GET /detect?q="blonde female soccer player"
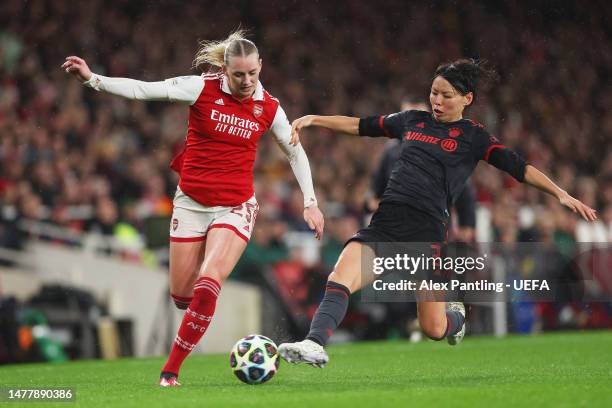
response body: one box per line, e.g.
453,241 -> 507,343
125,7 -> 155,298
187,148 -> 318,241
63,30 -> 324,386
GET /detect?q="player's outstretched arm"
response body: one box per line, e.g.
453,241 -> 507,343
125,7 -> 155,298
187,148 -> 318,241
61,56 -> 202,103
271,107 -> 325,239
290,115 -> 359,145
524,165 -> 597,221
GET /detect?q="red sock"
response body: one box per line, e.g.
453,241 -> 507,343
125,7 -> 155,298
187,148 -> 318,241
171,294 -> 193,310
162,277 -> 220,376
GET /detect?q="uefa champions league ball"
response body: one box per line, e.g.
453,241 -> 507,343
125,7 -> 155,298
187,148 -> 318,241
229,334 -> 280,384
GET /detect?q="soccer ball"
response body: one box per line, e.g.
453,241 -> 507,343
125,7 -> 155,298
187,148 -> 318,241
229,334 -> 280,385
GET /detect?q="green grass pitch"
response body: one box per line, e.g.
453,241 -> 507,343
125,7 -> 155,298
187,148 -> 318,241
1,331 -> 610,408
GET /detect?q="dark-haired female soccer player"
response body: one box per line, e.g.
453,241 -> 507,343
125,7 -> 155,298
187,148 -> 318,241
63,30 -> 324,385
279,59 -> 597,367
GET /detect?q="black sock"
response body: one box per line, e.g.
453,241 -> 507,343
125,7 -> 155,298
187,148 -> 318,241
445,311 -> 465,337
306,281 -> 350,346
160,371 -> 177,379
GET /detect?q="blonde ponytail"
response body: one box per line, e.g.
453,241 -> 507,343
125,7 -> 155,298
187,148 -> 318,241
192,29 -> 259,71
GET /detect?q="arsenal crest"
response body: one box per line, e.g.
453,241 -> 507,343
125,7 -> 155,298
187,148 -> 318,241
253,104 -> 263,118
172,218 -> 179,231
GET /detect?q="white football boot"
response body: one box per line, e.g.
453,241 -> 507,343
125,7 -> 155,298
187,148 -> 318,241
159,373 -> 181,387
446,302 -> 466,346
278,339 -> 329,368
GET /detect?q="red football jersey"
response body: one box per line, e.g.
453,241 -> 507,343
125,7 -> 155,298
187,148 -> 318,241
170,73 -> 279,206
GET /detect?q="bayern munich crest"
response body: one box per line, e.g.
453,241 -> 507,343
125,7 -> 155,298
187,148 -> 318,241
448,127 -> 463,138
253,104 -> 263,118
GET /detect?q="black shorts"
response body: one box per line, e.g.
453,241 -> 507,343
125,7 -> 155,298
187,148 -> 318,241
347,202 -> 447,246
347,202 -> 450,284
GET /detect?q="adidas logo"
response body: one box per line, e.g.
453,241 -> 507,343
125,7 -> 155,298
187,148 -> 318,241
215,98 -> 224,105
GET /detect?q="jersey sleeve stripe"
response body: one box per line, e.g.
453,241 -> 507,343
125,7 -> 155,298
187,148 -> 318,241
379,115 -> 390,137
484,144 -> 507,161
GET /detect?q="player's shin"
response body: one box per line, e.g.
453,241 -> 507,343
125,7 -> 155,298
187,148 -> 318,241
306,281 -> 351,346
161,277 -> 221,377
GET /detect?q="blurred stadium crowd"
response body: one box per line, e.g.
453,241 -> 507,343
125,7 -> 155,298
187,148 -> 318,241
1,0 -> 610,334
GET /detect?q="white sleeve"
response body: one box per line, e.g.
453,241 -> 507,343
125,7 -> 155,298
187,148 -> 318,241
270,105 -> 318,208
83,73 -> 204,105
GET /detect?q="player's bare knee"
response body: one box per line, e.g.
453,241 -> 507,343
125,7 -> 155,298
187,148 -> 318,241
170,280 -> 194,298
199,264 -> 228,283
420,317 -> 447,340
328,271 -> 357,293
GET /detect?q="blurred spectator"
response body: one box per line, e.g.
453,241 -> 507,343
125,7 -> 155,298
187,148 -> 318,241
1,1 -> 609,251
0,0 -> 609,334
